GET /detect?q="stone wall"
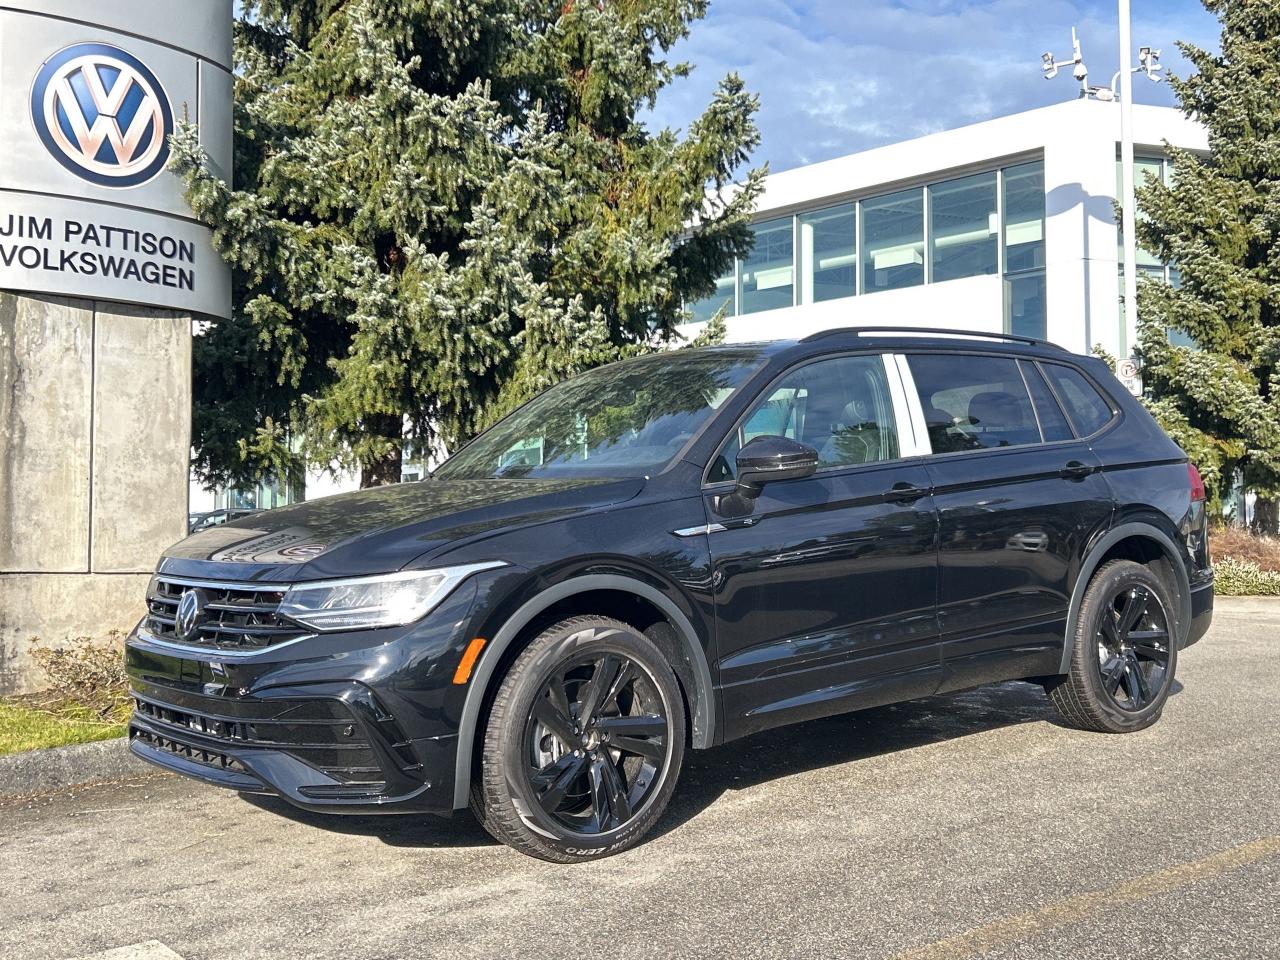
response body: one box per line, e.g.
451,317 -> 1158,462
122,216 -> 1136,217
0,292 -> 190,693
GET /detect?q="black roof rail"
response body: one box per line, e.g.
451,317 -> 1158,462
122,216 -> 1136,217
799,326 -> 1068,351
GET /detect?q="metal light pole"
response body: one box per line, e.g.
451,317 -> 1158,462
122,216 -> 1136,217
1043,12 -> 1161,370
1117,0 -> 1138,359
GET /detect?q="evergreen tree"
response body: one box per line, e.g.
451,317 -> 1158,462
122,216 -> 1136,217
1135,0 -> 1280,531
172,0 -> 762,489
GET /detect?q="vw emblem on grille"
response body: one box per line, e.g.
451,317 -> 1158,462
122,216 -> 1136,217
175,589 -> 207,642
30,42 -> 175,188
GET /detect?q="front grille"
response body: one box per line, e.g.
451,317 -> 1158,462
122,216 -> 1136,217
145,576 -> 307,651
131,693 -> 387,786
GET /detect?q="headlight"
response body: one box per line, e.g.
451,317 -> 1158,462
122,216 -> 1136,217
277,562 -> 505,632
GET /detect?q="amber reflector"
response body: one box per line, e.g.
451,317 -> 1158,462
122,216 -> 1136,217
452,638 -> 488,685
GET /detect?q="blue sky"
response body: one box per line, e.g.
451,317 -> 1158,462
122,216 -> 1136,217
649,0 -> 1220,173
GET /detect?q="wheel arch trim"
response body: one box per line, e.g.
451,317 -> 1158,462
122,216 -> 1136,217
451,574 -> 716,809
1059,521 -> 1191,674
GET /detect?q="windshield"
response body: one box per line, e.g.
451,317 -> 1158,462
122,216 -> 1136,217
434,349 -> 766,480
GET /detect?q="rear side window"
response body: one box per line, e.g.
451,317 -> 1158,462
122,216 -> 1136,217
906,354 -> 1042,452
1041,363 -> 1116,437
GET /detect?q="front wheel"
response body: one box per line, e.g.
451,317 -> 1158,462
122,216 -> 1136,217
472,616 -> 686,862
1047,559 -> 1178,733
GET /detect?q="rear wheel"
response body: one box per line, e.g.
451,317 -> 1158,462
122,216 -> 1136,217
1048,559 -> 1178,733
472,616 -> 685,862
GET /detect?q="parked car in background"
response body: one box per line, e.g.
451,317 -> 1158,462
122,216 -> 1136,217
127,329 -> 1212,862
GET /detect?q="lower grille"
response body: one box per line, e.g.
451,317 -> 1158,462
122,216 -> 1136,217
144,575 -> 307,651
130,726 -> 244,773
131,693 -> 385,786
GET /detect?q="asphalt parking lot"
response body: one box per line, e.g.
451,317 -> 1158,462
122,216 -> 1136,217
2,597 -> 1277,960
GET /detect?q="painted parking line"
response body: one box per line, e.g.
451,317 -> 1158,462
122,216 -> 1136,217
890,833 -> 1280,960
67,942 -> 185,960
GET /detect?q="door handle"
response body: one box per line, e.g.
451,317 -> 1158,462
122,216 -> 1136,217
1060,460 -> 1095,481
883,481 -> 929,503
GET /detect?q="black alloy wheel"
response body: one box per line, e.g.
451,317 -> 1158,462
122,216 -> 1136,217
1094,581 -> 1171,712
524,652 -> 670,834
1048,559 -> 1179,733
473,616 -> 686,862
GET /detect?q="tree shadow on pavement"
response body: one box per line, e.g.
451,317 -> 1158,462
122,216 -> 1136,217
239,677 -> 1150,850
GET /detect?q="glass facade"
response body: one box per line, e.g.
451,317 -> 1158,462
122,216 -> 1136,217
739,217 -> 794,314
929,173 -> 997,283
862,188 -> 924,292
1002,161 -> 1046,339
798,203 -> 856,303
685,159 -> 1047,335
687,264 -> 736,323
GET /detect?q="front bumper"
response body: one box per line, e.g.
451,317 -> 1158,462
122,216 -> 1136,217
123,571 -> 497,815
127,679 -> 456,813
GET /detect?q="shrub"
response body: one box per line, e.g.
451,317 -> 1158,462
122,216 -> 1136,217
1213,557 -> 1280,597
26,631 -> 130,723
1209,524 -> 1280,573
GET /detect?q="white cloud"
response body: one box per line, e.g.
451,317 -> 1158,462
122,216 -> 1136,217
650,0 -> 1220,172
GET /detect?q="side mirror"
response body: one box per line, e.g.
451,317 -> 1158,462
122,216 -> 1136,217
734,435 -> 819,497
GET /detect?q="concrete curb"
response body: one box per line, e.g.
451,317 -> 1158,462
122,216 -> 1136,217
0,735 -> 146,798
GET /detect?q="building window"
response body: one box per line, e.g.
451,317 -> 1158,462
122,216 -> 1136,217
929,172 -> 997,283
798,203 -> 856,303
688,263 -> 736,323
1118,155 -> 1194,347
1005,270 -> 1047,340
740,217 -> 794,314
683,156 -> 1049,326
1002,160 -> 1046,339
862,188 -> 924,293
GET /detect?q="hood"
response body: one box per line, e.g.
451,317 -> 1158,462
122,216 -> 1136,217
160,477 -> 644,582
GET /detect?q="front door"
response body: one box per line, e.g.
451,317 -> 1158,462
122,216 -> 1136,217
703,353 -> 941,741
901,352 -> 1115,692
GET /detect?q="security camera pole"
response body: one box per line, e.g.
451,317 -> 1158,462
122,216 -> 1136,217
1117,0 -> 1137,360
1042,7 -> 1162,370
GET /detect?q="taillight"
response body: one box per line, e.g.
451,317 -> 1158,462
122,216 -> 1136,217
1188,463 -> 1206,503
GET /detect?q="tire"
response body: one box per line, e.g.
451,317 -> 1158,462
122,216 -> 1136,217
471,615 -> 686,862
1047,559 -> 1179,733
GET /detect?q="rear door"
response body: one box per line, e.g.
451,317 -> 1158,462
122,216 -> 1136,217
899,352 -> 1114,692
703,352 -> 941,740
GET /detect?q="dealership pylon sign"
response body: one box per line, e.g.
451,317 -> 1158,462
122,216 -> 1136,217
0,1 -> 231,318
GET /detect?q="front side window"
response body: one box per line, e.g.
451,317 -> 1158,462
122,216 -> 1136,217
1041,363 -> 1116,437
435,349 -> 765,481
709,355 -> 900,482
907,354 -> 1043,453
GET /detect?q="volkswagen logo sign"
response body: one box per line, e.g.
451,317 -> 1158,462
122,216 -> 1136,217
175,588 -> 207,643
30,42 -> 175,189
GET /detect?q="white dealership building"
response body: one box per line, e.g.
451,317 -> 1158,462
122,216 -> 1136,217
195,96 -> 1206,512
686,97 -> 1205,371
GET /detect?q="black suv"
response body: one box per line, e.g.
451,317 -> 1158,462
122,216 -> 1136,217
127,329 -> 1213,861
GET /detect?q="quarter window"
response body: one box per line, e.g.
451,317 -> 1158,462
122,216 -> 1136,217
907,354 -> 1044,452
1021,361 -> 1074,442
1041,363 -> 1116,436
709,355 -> 900,482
